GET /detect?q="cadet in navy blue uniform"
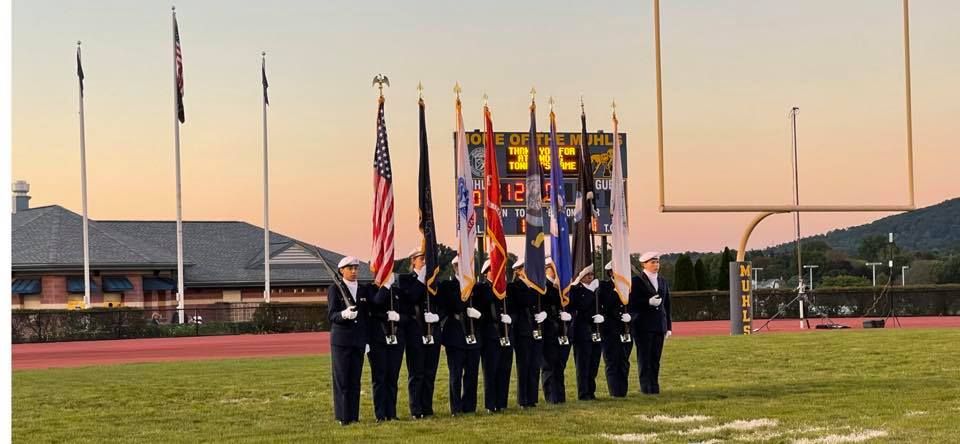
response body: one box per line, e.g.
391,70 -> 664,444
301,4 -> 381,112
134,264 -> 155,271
396,249 -> 442,419
328,256 -> 371,425
438,256 -> 482,415
476,259 -> 513,413
599,261 -> 633,398
540,260 -> 570,404
570,266 -> 603,401
368,268 -> 404,422
510,258 -> 543,409
630,252 -> 673,395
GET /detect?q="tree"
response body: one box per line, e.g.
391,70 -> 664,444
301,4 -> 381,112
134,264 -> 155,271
820,275 -> 871,288
694,258 -> 709,290
938,255 -> 960,284
858,235 -> 895,262
673,254 -> 696,291
715,247 -> 733,291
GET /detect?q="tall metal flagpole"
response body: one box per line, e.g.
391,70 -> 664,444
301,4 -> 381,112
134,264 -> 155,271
172,7 -> 185,323
77,41 -> 92,309
262,52 -> 271,303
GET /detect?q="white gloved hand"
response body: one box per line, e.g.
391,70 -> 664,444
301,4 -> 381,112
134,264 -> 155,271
592,314 -> 605,324
648,295 -> 662,307
559,311 -> 572,322
500,314 -> 513,325
534,311 -> 547,324
424,312 -> 440,323
621,313 -> 632,323
466,307 -> 482,319
341,308 -> 358,320
387,310 -> 400,322
665,330 -> 672,340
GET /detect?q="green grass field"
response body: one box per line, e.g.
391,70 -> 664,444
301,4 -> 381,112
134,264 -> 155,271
13,329 -> 960,443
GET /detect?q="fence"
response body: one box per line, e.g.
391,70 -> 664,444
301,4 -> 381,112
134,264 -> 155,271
12,303 -> 328,344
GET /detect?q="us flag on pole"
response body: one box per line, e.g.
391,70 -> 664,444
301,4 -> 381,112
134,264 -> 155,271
174,13 -> 185,123
370,96 -> 395,288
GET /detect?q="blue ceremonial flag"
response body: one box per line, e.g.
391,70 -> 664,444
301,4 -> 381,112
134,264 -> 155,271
548,104 -> 573,301
521,98 -> 546,295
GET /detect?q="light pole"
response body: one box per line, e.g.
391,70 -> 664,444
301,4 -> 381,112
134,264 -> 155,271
752,267 -> 764,290
901,265 -> 909,286
866,262 -> 883,287
803,264 -> 819,291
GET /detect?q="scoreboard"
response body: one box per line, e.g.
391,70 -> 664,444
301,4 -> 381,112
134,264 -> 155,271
456,130 -> 628,236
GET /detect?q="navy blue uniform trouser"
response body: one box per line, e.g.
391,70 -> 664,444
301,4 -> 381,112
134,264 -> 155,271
635,331 -> 665,393
331,344 -> 364,422
481,336 -> 513,411
573,337 -> 602,400
514,335 -> 542,407
602,335 -> 633,397
541,337 -> 570,404
446,347 -> 480,414
403,323 -> 441,417
368,340 -> 404,420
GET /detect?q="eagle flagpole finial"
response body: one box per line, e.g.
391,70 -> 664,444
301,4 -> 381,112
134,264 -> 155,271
372,74 -> 390,98
453,82 -> 462,100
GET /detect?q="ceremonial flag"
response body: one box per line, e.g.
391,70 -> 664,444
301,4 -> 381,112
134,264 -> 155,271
454,90 -> 477,300
548,104 -> 573,305
76,45 -> 84,97
610,106 -> 631,304
261,55 -> 269,106
483,103 -> 508,299
174,13 -> 185,123
521,98 -> 546,294
571,103 -> 596,282
418,96 -> 440,296
370,96 -> 395,288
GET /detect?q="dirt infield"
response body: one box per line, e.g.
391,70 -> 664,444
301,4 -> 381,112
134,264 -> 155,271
13,316 -> 959,370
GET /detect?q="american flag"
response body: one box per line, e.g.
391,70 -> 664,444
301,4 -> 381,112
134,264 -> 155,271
174,13 -> 185,123
371,97 -> 395,288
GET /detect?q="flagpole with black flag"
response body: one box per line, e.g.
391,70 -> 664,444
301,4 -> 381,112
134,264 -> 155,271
572,96 -> 598,340
262,51 -> 271,303
172,6 -> 186,323
417,82 -> 439,344
76,41 -> 92,309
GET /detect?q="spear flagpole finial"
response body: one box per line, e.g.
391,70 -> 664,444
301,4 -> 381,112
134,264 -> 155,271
580,94 -> 585,114
548,96 -> 555,112
417,81 -> 423,100
482,92 -> 488,107
530,87 -> 536,103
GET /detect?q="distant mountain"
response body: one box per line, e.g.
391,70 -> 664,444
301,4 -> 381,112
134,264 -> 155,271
772,197 -> 960,255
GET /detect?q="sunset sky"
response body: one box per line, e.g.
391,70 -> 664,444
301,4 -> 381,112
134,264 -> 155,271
11,0 -> 959,260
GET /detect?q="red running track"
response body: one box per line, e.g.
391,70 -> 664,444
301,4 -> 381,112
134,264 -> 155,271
13,316 -> 959,370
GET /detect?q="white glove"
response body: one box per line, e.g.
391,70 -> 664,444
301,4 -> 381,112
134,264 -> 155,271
341,308 -> 357,320
559,311 -> 572,322
534,311 -> 547,324
466,307 -> 482,319
592,314 -> 605,324
387,310 -> 400,322
648,295 -> 662,307
621,313 -> 632,323
500,314 -> 513,325
665,330 -> 672,340
424,312 -> 439,323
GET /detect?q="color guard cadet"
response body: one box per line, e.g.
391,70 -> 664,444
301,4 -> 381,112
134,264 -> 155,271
368,264 -> 404,422
397,248 -> 442,419
600,261 -> 633,397
328,256 -> 371,425
570,265 -> 603,401
477,259 -> 513,413
630,252 -> 673,395
540,260 -> 570,404
438,256 -> 482,415
509,258 -> 542,409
